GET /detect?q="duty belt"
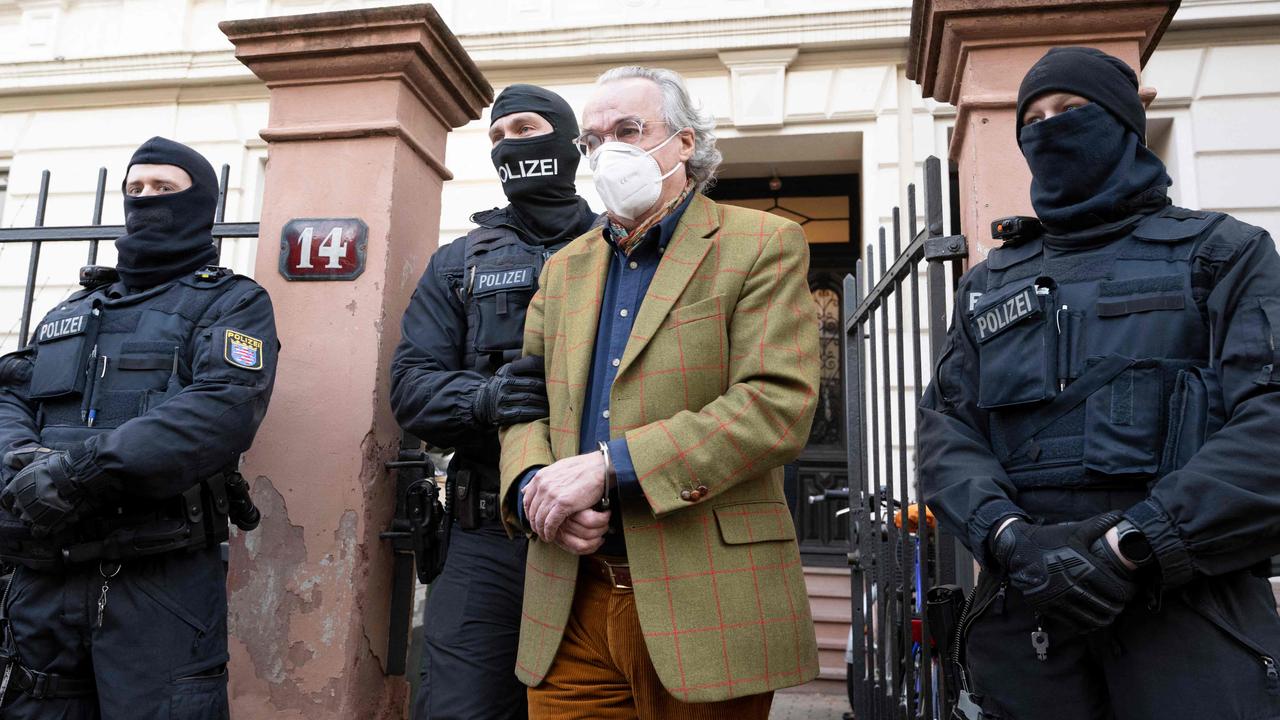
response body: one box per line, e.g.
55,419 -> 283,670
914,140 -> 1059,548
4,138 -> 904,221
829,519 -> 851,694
0,472 -> 257,569
0,661 -> 95,700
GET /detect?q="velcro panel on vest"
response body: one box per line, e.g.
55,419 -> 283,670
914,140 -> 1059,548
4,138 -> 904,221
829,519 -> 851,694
1133,208 -> 1219,242
97,309 -> 142,335
1123,209 -> 1225,261
1096,275 -> 1187,317
89,389 -> 147,429
117,355 -> 173,371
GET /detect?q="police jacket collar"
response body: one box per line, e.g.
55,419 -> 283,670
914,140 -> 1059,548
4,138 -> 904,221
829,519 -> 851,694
1041,212 -> 1147,252
105,266 -> 234,301
470,200 -> 598,246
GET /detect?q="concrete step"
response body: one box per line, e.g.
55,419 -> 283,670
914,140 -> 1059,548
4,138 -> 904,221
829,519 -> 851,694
804,566 -> 853,598
809,594 -> 853,620
814,619 -> 850,646
805,565 -> 852,697
819,647 -> 846,671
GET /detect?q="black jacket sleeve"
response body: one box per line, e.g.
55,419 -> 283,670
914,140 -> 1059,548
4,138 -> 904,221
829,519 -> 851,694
389,240 -> 489,450
0,346 -> 41,485
918,268 -> 1028,569
1125,221 -> 1280,588
80,278 -> 278,499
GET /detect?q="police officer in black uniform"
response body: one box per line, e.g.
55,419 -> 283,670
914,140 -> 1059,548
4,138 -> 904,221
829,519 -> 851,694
920,47 -> 1280,720
0,137 -> 277,718
390,85 -> 597,720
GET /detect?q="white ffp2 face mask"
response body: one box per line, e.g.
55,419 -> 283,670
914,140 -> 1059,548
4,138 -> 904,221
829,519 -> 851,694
589,131 -> 685,222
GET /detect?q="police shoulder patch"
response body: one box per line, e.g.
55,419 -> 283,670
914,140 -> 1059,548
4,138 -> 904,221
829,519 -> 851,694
224,329 -> 264,371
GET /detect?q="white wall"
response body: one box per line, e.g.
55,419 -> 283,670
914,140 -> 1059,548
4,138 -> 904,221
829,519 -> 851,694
0,0 -> 1277,373
1144,39 -> 1280,233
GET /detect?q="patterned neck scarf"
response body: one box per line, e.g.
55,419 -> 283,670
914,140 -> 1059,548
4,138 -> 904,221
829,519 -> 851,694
609,180 -> 694,256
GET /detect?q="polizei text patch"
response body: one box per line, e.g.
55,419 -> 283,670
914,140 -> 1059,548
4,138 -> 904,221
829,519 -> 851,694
973,287 -> 1039,342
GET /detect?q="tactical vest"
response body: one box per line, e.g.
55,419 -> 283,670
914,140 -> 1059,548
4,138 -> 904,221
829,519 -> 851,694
4,267 -> 244,567
972,206 -> 1226,491
456,225 -> 565,376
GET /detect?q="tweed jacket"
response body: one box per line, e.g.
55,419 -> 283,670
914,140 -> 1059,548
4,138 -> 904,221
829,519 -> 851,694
499,193 -> 821,702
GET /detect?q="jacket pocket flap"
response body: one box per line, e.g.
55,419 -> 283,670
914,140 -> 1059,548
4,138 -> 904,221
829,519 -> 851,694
714,501 -> 797,545
670,295 -> 724,327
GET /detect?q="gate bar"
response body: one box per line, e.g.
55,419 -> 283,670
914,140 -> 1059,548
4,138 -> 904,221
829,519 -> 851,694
17,171 -> 50,349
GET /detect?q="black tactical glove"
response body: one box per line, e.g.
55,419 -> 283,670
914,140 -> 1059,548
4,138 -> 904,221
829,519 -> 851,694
473,355 -> 549,428
4,444 -> 55,473
0,450 -> 89,538
992,512 -> 1137,632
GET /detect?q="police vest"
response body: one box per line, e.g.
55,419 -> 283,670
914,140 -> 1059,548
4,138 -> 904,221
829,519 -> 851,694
29,267 -> 239,451
2,268 -> 247,567
971,206 -> 1227,491
457,225 -> 567,375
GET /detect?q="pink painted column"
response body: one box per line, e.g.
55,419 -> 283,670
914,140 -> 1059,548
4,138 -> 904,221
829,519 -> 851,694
219,7 -> 490,718
907,0 -> 1177,261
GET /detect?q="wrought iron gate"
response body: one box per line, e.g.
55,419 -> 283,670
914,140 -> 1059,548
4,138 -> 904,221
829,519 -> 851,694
842,156 -> 972,719
0,164 -> 258,350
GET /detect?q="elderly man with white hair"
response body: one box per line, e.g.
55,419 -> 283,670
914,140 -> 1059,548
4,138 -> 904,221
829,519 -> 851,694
499,65 -> 821,719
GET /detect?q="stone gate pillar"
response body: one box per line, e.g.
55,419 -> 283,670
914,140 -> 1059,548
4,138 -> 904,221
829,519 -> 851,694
219,6 -> 490,718
908,0 -> 1179,260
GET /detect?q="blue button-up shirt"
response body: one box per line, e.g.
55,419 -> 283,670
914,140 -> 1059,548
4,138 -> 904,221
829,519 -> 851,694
519,193 -> 695,555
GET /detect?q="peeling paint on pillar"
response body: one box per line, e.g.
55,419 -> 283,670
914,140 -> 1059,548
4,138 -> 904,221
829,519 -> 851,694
229,475 -> 306,687
227,478 -> 368,712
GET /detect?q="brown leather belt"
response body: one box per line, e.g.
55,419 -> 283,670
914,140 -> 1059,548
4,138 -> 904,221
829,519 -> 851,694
584,554 -> 632,590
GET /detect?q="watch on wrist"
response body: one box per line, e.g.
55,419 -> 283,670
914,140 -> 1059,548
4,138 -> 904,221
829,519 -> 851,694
1114,519 -> 1154,567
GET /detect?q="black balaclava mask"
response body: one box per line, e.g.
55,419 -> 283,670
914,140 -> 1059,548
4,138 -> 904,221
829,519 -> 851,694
488,84 -> 586,243
1016,47 -> 1171,233
116,137 -> 220,289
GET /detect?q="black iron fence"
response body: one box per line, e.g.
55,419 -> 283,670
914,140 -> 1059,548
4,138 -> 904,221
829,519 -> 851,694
0,165 -> 258,349
842,156 -> 972,719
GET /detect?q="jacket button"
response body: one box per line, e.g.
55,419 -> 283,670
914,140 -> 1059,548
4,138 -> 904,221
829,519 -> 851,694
689,490 -> 703,501
680,489 -> 692,501
696,485 -> 708,494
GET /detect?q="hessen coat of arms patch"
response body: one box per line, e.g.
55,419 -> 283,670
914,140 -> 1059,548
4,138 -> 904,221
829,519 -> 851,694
224,329 -> 264,371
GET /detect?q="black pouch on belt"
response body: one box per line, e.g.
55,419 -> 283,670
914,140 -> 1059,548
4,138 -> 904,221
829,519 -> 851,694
454,469 -> 479,530
927,584 -> 966,702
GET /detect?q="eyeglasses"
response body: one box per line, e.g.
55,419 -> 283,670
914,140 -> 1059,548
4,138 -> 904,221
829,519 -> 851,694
574,118 -> 669,156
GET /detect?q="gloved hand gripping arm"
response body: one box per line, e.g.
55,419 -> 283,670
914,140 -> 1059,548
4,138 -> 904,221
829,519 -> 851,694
991,513 -> 1138,631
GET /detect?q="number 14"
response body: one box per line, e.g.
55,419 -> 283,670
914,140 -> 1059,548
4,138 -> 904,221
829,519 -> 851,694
296,227 -> 347,269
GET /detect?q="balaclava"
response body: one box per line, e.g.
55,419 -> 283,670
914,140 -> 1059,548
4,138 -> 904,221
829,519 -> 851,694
1016,47 -> 1171,233
488,84 -> 587,243
116,137 -> 220,289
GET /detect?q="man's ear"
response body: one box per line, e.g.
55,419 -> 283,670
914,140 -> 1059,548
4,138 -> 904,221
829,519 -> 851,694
678,128 -> 695,163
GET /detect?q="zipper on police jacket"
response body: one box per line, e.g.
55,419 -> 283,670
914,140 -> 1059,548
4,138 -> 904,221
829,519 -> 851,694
952,579 -> 1007,671
1184,593 -> 1279,685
